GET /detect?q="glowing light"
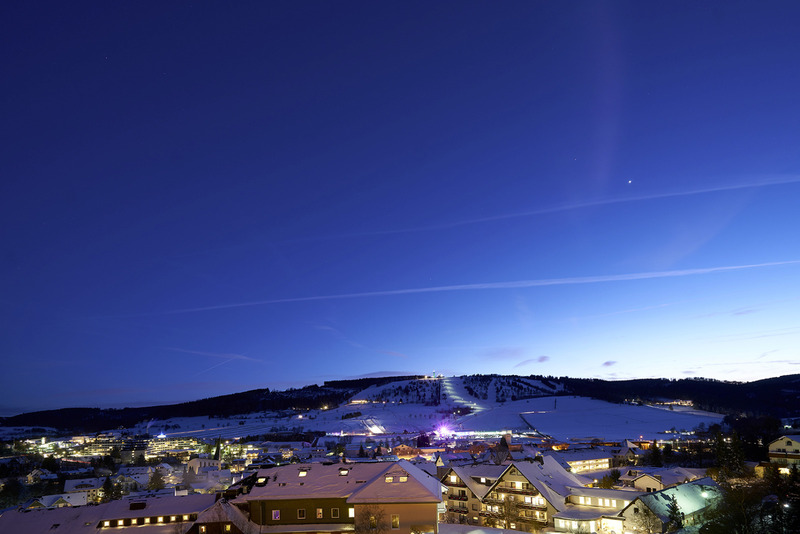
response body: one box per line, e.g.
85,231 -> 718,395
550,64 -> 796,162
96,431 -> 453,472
435,424 -> 453,438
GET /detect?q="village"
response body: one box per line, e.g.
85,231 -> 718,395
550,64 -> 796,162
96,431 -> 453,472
1,408 -> 799,534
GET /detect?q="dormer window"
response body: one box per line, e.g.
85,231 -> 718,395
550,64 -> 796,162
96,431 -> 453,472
339,468 -> 349,476
299,469 -> 308,477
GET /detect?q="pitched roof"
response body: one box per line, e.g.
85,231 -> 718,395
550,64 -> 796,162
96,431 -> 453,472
236,460 -> 441,504
195,498 -> 258,534
504,459 -> 589,512
634,478 -> 720,521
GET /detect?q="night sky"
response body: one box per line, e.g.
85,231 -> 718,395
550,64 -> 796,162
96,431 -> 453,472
2,2 -> 799,415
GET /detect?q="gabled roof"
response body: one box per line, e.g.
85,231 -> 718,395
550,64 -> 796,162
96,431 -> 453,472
195,498 -> 259,534
349,461 -> 441,503
64,478 -> 104,492
27,492 -> 88,508
489,459 -> 589,513
235,460 -> 441,504
768,434 -> 800,446
630,478 -> 719,522
442,466 -> 502,500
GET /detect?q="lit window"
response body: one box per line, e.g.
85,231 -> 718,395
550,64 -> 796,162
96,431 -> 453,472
399,476 -> 407,482
272,510 -> 280,520
450,475 -> 457,483
298,509 -> 306,520
339,468 -> 349,476
170,516 -> 177,522
144,518 -> 150,524
103,521 -> 110,527
392,514 -> 400,529
118,520 -> 124,526
385,476 -> 394,483
349,508 -> 355,518
200,527 -> 206,533
332,508 -> 339,519
225,525 -> 231,532
158,517 -> 164,523
317,508 -> 324,519
183,515 -> 190,521
481,477 -> 486,483
299,470 -> 308,477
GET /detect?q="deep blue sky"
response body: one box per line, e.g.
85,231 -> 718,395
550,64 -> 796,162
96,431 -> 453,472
2,2 -> 799,415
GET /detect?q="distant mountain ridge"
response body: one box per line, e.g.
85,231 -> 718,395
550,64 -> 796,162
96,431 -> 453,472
2,374 -> 798,432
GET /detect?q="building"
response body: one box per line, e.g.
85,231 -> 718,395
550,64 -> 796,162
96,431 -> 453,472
553,486 -> 643,533
767,435 -> 800,466
440,465 -> 505,525
619,478 -> 719,533
231,460 -> 443,534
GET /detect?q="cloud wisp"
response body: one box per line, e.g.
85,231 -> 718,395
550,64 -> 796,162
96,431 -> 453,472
157,259 -> 800,314
513,356 -> 550,368
162,347 -> 260,362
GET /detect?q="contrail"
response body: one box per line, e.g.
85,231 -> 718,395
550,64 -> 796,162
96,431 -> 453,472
316,175 -> 800,238
159,259 -> 800,314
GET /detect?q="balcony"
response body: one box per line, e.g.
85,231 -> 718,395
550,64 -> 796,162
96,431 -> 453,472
448,494 -> 469,502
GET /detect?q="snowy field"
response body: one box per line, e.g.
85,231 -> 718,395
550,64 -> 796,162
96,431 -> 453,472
3,377 -> 723,442
135,381 -> 721,443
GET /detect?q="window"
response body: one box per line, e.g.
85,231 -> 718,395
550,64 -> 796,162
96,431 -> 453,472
118,520 -> 124,526
144,518 -> 150,524
157,517 -> 164,523
299,469 -> 308,477
472,504 -> 478,511
399,476 -> 408,482
370,516 -> 377,528
349,508 -> 355,518
183,515 -> 190,521
200,527 -> 206,533
170,516 -> 177,522
272,510 -> 280,521
317,508 -> 324,519
103,521 -> 110,528
332,508 -> 339,519
225,526 -> 231,532
392,514 -> 400,529
385,476 -> 394,483
298,509 -> 306,520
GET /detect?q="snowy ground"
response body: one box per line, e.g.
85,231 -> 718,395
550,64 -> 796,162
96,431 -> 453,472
136,395 -> 720,444
3,377 -> 724,442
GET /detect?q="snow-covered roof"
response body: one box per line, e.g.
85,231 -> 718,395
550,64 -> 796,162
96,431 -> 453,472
633,478 -> 720,521
0,494 -> 215,533
549,448 -> 614,461
27,492 -> 88,508
64,477 -> 104,492
499,459 -> 590,513
236,460 -> 441,504
565,486 -> 643,500
553,504 -> 619,520
195,498 -> 259,534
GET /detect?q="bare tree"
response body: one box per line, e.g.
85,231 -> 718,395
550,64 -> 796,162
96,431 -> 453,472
354,505 -> 389,534
629,506 -> 662,534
